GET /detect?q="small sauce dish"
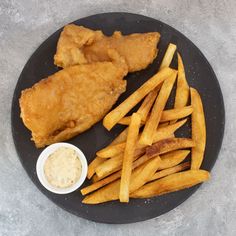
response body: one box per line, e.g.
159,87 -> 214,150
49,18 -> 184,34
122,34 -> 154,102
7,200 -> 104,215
36,143 -> 87,194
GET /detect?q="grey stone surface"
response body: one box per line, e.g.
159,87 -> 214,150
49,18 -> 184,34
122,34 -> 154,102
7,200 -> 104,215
0,0 -> 235,235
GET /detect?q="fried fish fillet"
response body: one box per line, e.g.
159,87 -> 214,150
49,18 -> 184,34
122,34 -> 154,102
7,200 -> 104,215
54,24 -> 160,72
20,50 -> 128,148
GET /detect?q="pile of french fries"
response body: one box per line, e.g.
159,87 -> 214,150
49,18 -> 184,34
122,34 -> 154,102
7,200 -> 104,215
81,43 -> 209,204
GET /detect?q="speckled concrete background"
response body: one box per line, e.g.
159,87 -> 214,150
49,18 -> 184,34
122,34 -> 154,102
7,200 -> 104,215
1,0 -> 236,235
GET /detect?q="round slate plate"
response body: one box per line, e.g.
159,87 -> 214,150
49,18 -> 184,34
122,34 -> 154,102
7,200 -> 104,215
11,12 -> 225,224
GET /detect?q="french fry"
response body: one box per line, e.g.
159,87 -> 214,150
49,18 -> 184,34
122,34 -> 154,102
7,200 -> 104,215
84,154 -> 150,194
118,116 -> 140,126
94,135 -> 173,179
160,106 -> 193,122
87,128 -> 128,179
118,106 -> 191,125
91,174 -> 100,183
82,156 -> 161,204
83,177 -> 120,204
95,119 -> 186,179
96,132 -> 173,160
82,149 -> 189,195
158,122 -> 169,128
137,86 -> 160,121
159,150 -> 190,170
174,53 -> 189,109
94,121 -> 186,178
95,154 -> 123,178
116,87 -> 160,126
97,118 -> 186,159
131,170 -> 210,198
148,161 -> 190,182
82,158 -> 145,203
87,157 -> 105,179
170,53 -> 189,124
159,43 -> 177,69
131,154 -> 161,175
95,128 -> 128,159
190,88 -> 206,169
139,73 -> 177,145
120,113 -> 141,202
95,147 -> 147,179
97,143 -> 145,160
146,138 -> 195,158
103,67 -> 176,130
132,154 -> 150,169
94,120 -> 187,178
81,171 -> 122,195
96,143 -> 126,158
158,117 -> 186,135
151,121 -> 186,145
128,156 -> 161,195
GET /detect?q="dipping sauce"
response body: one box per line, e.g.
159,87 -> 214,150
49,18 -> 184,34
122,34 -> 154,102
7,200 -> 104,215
44,147 -> 82,188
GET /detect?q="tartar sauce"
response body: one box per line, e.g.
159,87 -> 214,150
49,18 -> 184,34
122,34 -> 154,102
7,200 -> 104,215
44,147 -> 82,188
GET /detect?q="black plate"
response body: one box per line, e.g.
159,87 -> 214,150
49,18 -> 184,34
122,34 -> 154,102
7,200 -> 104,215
11,12 -> 225,224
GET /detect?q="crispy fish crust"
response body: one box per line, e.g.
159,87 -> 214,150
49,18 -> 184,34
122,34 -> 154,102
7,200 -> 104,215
20,50 -> 128,147
54,24 -> 160,72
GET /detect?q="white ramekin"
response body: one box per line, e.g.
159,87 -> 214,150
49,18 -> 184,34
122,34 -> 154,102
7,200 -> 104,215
36,142 -> 88,194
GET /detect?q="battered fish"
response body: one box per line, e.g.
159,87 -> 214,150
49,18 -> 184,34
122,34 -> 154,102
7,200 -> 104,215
54,24 -> 160,72
20,50 -> 128,148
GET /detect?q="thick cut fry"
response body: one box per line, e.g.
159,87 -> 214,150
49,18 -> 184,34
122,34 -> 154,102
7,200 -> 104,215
120,113 -> 141,202
132,154 -> 150,169
103,67 -> 176,130
81,171 -> 121,195
170,53 -> 189,124
119,106 -> 191,125
87,154 -> 150,191
155,118 -> 187,134
96,128 -> 128,159
137,86 -> 160,121
128,156 -> 161,195
91,147 -> 180,188
174,53 -> 189,108
159,122 -> 169,128
87,147 -> 184,193
94,120 -> 186,178
118,116 -> 141,125
95,147 -> 146,179
149,161 -> 190,182
97,143 -> 125,158
95,135 -> 173,179
159,43 -> 177,69
131,170 -> 210,198
96,142 -> 146,159
190,88 -> 206,169
159,150 -> 190,170
87,128 -> 128,179
87,157 -> 105,179
82,158 -> 154,203
139,73 -> 177,145
96,123 -> 177,159
97,118 -> 186,159
83,177 -> 120,204
160,106 -> 193,122
82,156 -> 161,204
152,119 -> 186,141
91,174 -> 100,183
146,138 -> 195,158
95,154 -> 123,178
